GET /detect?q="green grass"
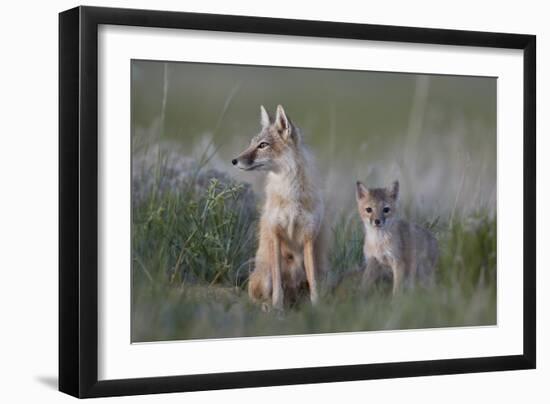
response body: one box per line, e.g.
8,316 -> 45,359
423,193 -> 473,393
131,164 -> 497,342
133,178 -> 257,288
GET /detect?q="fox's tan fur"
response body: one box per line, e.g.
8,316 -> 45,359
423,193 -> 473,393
233,105 -> 326,310
356,181 -> 438,295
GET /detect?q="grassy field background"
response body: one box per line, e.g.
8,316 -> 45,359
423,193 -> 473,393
131,60 -> 497,342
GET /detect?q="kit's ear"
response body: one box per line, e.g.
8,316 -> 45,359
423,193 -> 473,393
356,181 -> 369,200
260,105 -> 271,128
275,104 -> 293,140
389,180 -> 399,200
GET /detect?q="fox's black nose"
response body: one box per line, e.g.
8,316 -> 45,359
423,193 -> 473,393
231,159 -> 238,166
374,219 -> 381,226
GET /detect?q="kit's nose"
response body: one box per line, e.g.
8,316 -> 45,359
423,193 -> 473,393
374,219 -> 381,226
231,159 -> 238,166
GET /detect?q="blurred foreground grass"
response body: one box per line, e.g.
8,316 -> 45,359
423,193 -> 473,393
131,161 -> 496,342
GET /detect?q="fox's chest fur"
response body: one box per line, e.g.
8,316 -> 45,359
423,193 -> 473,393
263,171 -> 323,244
363,224 -> 401,268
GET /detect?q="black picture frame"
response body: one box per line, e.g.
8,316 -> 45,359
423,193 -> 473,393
59,5 -> 536,398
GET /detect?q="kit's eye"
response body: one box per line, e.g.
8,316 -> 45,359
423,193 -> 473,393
383,207 -> 391,213
258,142 -> 269,149
366,207 -> 372,213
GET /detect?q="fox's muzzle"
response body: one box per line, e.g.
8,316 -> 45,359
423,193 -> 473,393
232,147 -> 263,171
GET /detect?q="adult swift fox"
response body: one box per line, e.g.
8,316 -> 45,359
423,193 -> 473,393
356,180 -> 438,295
232,105 -> 326,310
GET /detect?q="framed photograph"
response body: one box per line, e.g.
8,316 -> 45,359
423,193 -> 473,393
59,6 -> 536,398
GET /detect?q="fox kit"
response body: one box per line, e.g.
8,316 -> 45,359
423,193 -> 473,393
356,181 -> 438,295
232,105 -> 326,311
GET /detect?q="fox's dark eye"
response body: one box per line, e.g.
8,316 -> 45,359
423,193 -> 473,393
383,207 -> 391,213
366,207 -> 372,213
258,142 -> 269,149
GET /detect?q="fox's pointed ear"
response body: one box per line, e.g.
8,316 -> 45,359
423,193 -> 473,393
260,105 -> 271,128
356,181 -> 368,200
275,104 -> 292,139
389,180 -> 399,200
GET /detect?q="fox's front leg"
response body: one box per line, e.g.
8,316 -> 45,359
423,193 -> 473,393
304,236 -> 319,305
361,257 -> 381,291
270,233 -> 284,310
391,260 -> 406,296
